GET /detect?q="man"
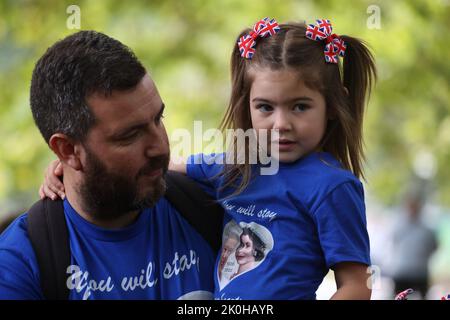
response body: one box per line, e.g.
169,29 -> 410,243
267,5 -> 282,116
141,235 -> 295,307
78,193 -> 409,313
389,184 -> 438,299
0,31 -> 216,299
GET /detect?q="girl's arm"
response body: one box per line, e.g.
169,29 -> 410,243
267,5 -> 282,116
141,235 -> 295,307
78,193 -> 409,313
168,156 -> 187,174
40,157 -> 190,199
330,262 -> 372,300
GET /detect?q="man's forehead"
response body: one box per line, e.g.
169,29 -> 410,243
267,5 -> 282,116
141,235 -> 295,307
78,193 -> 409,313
86,74 -> 162,127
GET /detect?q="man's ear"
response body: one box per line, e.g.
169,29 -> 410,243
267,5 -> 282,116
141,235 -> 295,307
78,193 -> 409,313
48,133 -> 83,170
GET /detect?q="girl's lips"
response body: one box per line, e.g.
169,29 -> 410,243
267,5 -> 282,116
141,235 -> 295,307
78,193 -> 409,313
275,140 -> 296,151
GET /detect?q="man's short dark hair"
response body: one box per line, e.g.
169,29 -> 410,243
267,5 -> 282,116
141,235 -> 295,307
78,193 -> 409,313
30,30 -> 146,143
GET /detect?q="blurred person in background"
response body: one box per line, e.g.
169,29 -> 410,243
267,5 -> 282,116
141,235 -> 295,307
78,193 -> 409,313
388,181 -> 438,299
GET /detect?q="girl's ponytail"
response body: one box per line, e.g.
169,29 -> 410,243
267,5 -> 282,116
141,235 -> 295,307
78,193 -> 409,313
341,36 -> 377,133
217,29 -> 254,198
338,36 -> 377,178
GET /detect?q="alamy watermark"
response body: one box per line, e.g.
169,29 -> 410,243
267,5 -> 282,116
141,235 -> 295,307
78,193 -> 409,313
66,5 -> 81,30
367,5 -> 381,30
170,121 -> 280,175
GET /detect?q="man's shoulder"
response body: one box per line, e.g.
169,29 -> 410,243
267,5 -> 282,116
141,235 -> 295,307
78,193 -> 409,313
0,213 -> 31,249
0,212 -> 38,268
0,212 -> 43,299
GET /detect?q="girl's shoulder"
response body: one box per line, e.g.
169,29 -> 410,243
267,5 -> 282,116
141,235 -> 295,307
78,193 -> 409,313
283,152 -> 363,203
288,152 -> 360,184
317,153 -> 360,184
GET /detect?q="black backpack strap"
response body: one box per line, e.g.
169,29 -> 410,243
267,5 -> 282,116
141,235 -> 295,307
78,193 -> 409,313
165,171 -> 223,252
27,199 -> 70,300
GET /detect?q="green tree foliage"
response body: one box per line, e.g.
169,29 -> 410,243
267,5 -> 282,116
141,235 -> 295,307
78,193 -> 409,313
0,0 -> 449,215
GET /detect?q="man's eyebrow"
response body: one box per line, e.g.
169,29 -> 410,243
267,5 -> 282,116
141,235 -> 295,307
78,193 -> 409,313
111,103 -> 165,139
251,97 -> 314,103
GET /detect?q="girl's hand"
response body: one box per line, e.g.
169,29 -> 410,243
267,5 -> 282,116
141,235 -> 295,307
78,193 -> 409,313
39,159 -> 65,200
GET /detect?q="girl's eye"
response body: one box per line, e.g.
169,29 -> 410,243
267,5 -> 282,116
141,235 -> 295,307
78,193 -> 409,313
293,103 -> 309,112
256,104 -> 273,113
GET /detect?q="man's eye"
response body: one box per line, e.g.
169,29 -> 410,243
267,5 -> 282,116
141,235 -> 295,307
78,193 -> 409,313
156,114 -> 165,124
256,104 -> 273,112
121,131 -> 140,141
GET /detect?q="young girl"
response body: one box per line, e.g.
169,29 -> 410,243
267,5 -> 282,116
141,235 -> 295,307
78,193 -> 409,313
42,18 -> 376,300
175,18 -> 375,300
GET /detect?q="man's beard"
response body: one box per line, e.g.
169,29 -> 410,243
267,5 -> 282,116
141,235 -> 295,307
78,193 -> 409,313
78,147 -> 169,222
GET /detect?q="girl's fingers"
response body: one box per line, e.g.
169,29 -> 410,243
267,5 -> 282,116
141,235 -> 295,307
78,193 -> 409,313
45,177 -> 65,199
54,161 -> 63,176
46,171 -> 65,194
47,159 -> 62,177
44,159 -> 65,196
41,159 -> 65,200
42,183 -> 59,201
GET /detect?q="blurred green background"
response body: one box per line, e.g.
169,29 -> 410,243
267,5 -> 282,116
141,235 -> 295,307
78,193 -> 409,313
0,0 -> 449,298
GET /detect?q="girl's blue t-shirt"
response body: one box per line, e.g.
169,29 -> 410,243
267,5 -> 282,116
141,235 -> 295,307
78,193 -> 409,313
187,152 -> 371,300
0,197 -> 215,300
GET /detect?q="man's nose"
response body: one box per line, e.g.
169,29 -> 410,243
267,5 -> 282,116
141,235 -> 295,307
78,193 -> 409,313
273,110 -> 292,132
145,126 -> 169,158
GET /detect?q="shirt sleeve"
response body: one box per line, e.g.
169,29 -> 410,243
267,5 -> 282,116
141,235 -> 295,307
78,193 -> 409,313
186,153 -> 225,198
0,215 -> 44,300
312,181 -> 371,269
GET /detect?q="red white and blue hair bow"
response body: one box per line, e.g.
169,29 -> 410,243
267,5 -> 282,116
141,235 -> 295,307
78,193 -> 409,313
305,19 -> 346,64
237,17 -> 281,59
394,288 -> 414,300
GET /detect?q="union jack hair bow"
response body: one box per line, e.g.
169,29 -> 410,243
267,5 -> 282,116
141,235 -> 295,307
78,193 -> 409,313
394,288 -> 414,300
237,17 -> 281,59
305,19 -> 346,64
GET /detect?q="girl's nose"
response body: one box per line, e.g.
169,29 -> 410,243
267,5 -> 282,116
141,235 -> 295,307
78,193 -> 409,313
273,111 -> 292,132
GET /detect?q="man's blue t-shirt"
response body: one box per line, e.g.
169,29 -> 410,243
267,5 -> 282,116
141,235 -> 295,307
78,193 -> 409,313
0,197 -> 215,300
187,152 -> 371,300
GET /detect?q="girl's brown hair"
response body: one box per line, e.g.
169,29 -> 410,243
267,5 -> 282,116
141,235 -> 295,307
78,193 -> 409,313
219,21 -> 376,197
